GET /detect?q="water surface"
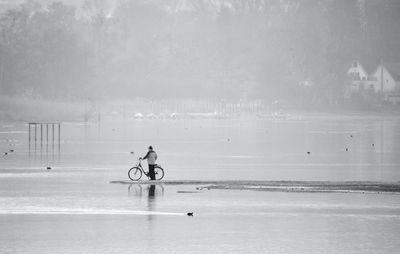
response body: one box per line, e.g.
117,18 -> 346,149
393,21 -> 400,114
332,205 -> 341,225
1,116 -> 400,253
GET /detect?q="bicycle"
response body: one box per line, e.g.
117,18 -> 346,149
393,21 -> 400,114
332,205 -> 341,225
128,158 -> 165,181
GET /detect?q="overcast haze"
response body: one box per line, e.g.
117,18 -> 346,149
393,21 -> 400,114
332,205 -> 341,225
1,0 -> 400,116
1,1 -> 400,254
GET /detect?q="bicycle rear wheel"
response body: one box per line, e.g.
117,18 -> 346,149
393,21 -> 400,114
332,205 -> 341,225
128,167 -> 143,181
154,166 -> 164,180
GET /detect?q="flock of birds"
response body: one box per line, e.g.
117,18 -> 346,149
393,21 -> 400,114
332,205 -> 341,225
3,131 -> 377,171
3,149 -> 14,156
3,140 -> 15,156
306,134 -> 375,155
2,140 -> 53,170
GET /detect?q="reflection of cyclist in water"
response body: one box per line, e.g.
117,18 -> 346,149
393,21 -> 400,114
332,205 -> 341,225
148,185 -> 156,197
140,146 -> 158,180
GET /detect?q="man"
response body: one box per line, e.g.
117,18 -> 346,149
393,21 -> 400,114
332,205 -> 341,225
140,146 -> 158,180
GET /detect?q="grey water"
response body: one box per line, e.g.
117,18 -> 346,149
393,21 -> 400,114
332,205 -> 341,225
1,116 -> 400,253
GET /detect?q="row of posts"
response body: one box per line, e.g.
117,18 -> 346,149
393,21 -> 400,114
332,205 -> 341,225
28,122 -> 61,152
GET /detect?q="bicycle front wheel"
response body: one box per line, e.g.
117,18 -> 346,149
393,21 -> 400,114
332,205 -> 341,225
154,166 -> 165,180
128,167 -> 143,181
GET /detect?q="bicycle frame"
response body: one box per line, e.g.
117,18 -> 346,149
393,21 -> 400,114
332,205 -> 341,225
136,159 -> 149,177
136,159 -> 161,177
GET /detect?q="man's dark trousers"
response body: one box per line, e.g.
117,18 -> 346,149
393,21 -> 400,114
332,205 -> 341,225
149,165 -> 156,180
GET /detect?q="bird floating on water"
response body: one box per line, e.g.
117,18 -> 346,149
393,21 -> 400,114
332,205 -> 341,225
187,212 -> 193,216
46,167 -> 52,170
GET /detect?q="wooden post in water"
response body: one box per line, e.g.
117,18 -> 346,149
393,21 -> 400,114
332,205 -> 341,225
28,124 -> 31,145
46,124 -> 49,152
27,122 -> 61,153
40,124 -> 43,149
52,123 -> 55,149
58,123 -> 61,152
34,123 -> 37,142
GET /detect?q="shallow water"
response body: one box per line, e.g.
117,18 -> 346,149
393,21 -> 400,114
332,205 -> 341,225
2,116 -> 400,181
1,183 -> 400,254
1,116 -> 400,253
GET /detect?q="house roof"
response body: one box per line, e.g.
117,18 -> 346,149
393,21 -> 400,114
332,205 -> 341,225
384,63 -> 400,81
347,59 -> 400,81
350,56 -> 378,74
347,60 -> 367,74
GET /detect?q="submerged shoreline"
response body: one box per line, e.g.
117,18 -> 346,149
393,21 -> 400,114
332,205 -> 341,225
110,180 -> 400,194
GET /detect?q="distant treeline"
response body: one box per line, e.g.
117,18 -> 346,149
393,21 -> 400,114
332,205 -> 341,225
0,0 -> 399,107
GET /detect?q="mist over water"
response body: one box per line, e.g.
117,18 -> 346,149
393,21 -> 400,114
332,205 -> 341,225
1,0 -> 400,253
1,0 -> 400,114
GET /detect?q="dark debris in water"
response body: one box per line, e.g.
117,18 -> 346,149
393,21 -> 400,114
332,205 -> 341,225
110,180 -> 400,194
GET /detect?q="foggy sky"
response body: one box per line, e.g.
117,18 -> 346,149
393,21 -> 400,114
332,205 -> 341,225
0,0 -> 399,108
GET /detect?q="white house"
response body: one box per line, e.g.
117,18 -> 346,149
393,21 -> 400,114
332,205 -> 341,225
346,60 -> 400,104
369,64 -> 399,92
346,60 -> 370,93
347,60 -> 369,81
369,64 -> 400,103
